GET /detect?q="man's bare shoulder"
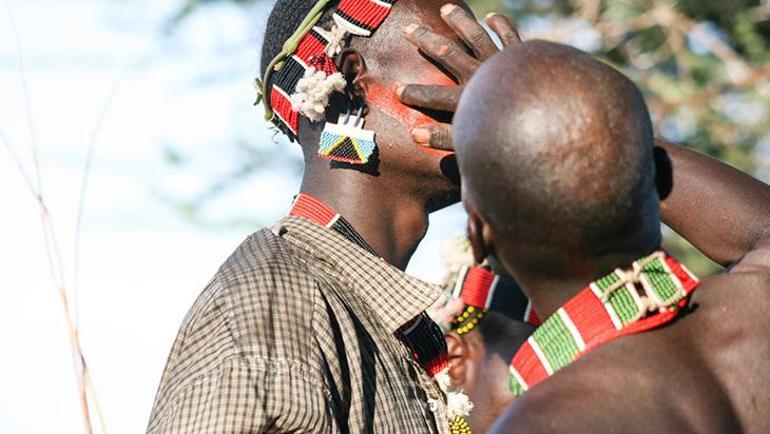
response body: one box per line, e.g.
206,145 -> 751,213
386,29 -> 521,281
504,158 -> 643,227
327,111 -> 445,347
683,241 -> 770,433
729,236 -> 770,276
490,333 -> 740,434
693,237 -> 770,319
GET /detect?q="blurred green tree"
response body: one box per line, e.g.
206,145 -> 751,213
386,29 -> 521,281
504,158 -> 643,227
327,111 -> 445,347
176,0 -> 770,275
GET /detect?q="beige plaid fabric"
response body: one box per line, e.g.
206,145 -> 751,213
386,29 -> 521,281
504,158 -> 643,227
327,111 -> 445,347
147,216 -> 449,433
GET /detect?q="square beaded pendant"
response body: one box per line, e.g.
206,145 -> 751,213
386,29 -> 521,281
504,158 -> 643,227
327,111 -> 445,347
318,114 -> 376,165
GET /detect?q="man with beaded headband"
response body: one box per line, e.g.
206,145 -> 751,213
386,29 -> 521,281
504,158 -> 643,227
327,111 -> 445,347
434,265 -> 538,433
147,1 -> 521,433
392,9 -> 770,432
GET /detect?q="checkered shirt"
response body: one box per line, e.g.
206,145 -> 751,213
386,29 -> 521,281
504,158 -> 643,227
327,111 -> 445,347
147,216 -> 449,433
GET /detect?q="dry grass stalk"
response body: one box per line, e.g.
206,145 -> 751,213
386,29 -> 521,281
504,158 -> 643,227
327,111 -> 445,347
1,1 -> 111,432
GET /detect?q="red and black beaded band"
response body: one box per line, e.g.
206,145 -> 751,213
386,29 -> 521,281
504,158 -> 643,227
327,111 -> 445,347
269,0 -> 398,139
335,0 -> 397,36
451,266 -> 540,335
290,193 -> 378,256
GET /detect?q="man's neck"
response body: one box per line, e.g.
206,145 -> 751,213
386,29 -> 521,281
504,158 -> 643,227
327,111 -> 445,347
518,246 -> 659,319
299,170 -> 431,270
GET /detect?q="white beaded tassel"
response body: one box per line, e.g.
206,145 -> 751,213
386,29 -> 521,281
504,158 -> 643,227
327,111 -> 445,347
435,368 -> 475,420
289,24 -> 349,122
290,69 -> 346,122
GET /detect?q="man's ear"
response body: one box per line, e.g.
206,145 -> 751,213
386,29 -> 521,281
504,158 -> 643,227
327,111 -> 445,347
337,48 -> 369,98
446,333 -> 468,388
467,209 -> 494,265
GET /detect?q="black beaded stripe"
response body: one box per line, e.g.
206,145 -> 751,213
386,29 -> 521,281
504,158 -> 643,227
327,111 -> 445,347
331,216 -> 379,257
489,275 -> 531,322
309,27 -> 329,43
272,56 -> 307,96
396,312 -> 447,374
328,213 -> 446,377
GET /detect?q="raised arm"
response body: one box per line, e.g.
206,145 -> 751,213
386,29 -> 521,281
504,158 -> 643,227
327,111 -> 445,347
657,138 -> 770,268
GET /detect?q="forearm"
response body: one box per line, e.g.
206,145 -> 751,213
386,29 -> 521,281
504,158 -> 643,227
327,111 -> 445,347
658,138 -> 770,267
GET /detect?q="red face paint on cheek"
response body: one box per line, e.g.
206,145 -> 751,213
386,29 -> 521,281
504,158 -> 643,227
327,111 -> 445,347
367,82 -> 454,158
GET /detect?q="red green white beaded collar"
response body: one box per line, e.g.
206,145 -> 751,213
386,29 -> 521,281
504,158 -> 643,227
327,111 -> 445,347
508,251 -> 699,396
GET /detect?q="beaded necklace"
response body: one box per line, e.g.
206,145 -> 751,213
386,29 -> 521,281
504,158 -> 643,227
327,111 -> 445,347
508,251 -> 699,396
289,193 -> 377,256
451,266 -> 540,335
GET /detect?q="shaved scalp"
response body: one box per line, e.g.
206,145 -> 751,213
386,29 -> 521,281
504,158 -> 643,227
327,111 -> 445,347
455,41 -> 660,274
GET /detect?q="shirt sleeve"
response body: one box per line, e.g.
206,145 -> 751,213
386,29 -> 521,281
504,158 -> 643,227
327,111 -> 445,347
147,357 -> 336,434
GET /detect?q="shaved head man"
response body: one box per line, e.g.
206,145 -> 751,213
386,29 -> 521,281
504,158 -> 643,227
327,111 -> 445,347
458,41 -> 660,292
452,41 -> 770,433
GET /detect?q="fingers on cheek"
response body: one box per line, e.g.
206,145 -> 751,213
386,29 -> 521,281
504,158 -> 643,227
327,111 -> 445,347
368,83 -> 453,157
411,125 -> 449,151
430,128 -> 451,148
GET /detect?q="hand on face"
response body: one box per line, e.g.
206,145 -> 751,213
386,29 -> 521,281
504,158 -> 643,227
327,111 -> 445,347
396,4 -> 520,151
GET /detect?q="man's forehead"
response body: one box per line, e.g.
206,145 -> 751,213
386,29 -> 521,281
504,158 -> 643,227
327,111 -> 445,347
395,0 -> 472,44
370,0 -> 472,85
410,0 -> 473,25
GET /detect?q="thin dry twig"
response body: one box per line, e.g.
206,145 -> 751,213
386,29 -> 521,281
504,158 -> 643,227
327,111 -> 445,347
750,2 -> 770,22
2,1 -> 102,433
575,0 -> 601,22
71,59 -> 133,434
0,126 -> 38,198
73,60 -> 132,329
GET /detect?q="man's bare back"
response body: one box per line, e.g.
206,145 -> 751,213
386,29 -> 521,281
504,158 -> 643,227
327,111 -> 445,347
495,250 -> 770,433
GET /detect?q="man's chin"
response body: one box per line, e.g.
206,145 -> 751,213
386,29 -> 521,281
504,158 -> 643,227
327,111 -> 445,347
421,147 -> 454,158
440,153 -> 461,186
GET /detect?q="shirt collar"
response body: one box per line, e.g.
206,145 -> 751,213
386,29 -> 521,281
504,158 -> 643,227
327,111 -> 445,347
273,216 -> 442,333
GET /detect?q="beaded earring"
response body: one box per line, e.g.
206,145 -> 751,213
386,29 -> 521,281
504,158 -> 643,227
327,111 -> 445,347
318,105 -> 377,165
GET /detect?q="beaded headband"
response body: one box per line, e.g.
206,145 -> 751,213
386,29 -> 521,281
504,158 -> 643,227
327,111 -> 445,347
451,266 -> 540,335
255,0 -> 398,139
